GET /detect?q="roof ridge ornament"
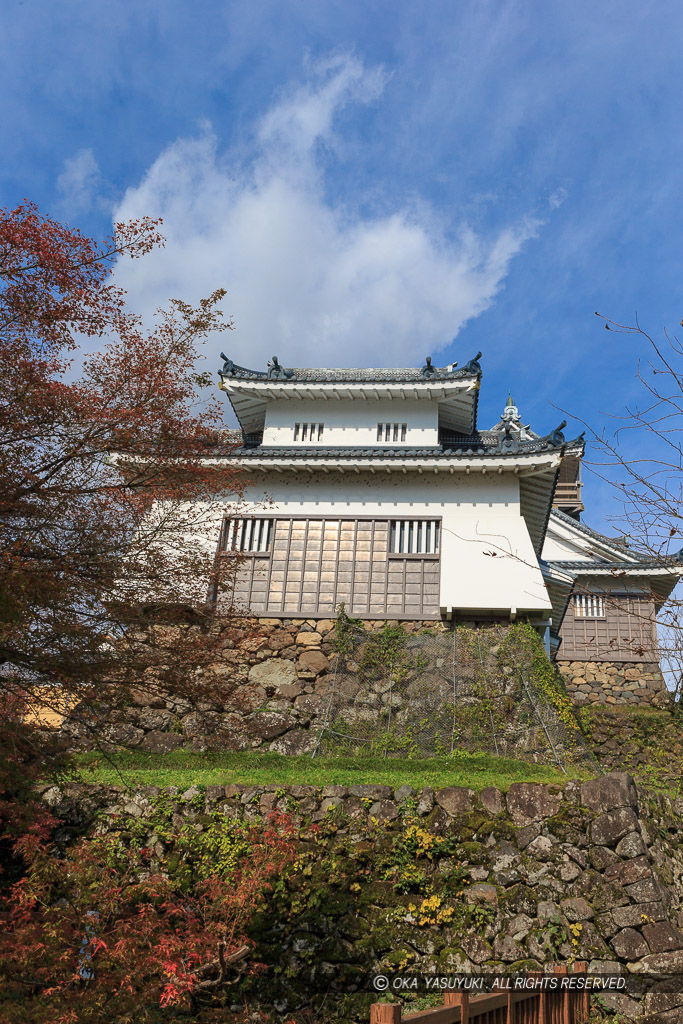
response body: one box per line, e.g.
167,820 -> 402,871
496,421 -> 521,454
464,352 -> 483,375
218,353 -> 294,381
421,356 -> 436,376
219,352 -> 268,380
538,421 -> 567,448
267,356 -> 294,380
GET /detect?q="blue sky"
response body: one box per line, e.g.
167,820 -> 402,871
3,0 -> 683,531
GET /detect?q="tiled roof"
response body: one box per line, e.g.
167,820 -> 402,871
268,367 -> 478,382
218,437 -> 584,459
547,557 -> 683,571
550,508 -> 631,547
548,508 -> 667,563
217,354 -> 483,383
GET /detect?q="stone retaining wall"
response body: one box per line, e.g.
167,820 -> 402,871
63,616 -> 347,754
577,707 -> 683,787
59,619 -> 672,756
42,772 -> 683,1022
556,660 -> 670,707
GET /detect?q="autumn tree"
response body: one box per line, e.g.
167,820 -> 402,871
0,809 -> 297,1022
0,202 -> 299,1022
0,201 -> 247,762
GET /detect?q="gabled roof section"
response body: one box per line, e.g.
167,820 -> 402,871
217,352 -> 483,383
218,353 -> 484,434
543,508 -> 683,623
547,508 -> 660,564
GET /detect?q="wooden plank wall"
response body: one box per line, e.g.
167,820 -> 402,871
559,591 -> 658,662
225,517 -> 441,619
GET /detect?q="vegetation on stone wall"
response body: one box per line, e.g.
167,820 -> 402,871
498,623 -> 579,736
326,612 -> 584,768
0,805 -> 297,1023
18,772 -> 683,1024
579,705 -> 683,793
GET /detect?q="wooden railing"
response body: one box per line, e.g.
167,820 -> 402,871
370,964 -> 590,1024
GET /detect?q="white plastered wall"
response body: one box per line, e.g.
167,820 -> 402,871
262,399 -> 439,447
238,470 -> 551,616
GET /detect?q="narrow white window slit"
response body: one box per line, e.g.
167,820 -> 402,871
574,593 -> 605,618
223,517 -> 273,553
377,422 -> 408,443
294,423 -> 324,442
390,519 -> 440,554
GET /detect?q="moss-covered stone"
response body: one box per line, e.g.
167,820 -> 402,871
456,841 -> 486,863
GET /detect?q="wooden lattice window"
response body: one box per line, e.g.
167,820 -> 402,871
390,519 -> 440,555
377,422 -> 407,442
573,593 -> 605,618
222,517 -> 273,553
293,423 -> 324,441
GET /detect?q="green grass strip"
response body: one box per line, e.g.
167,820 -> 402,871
73,749 -> 588,792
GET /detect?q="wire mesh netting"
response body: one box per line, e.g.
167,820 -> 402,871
312,617 -> 598,773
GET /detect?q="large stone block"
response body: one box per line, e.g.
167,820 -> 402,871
293,693 -> 327,720
348,784 -> 393,800
139,731 -> 184,753
604,855 -> 652,886
182,711 -> 222,737
136,707 -> 173,732
616,831 -> 647,858
245,712 -> 295,740
248,658 -> 297,689
260,629 -> 295,651
436,787 -> 474,815
626,878 -> 664,904
297,649 -> 330,676
205,785 -> 226,802
590,807 -> 640,847
581,772 -> 638,814
466,883 -> 498,906
630,950 -> 683,974
643,923 -> 683,954
277,683 -> 303,699
612,902 -> 667,929
218,713 -> 252,751
102,722 -> 144,747
505,783 -> 562,825
526,835 -> 555,861
417,787 -> 434,816
611,927 -> 649,959
561,897 -> 594,922
479,786 -> 504,816
296,632 -> 323,647
642,987 -> 683,1017
268,728 -> 316,755
342,796 -> 366,819
462,934 -> 493,964
368,800 -> 399,823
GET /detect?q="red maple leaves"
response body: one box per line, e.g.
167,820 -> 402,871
0,201 -> 247,728
0,812 -> 296,1021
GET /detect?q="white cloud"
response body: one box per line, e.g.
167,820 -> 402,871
56,147 -> 102,216
548,187 -> 568,210
112,56 -> 538,373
